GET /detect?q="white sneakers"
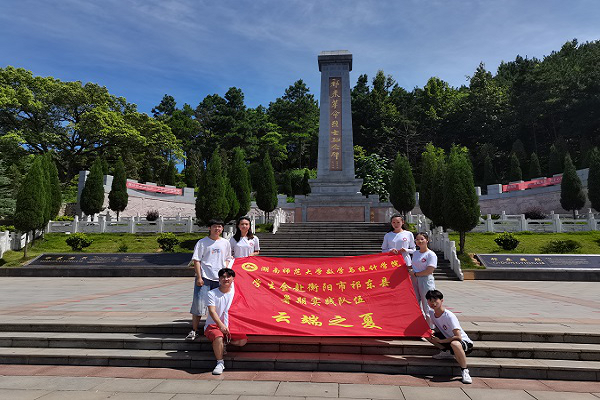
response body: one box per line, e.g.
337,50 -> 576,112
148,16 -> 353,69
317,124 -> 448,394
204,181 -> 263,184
461,368 -> 472,384
212,362 -> 225,375
432,350 -> 454,359
185,330 -> 197,340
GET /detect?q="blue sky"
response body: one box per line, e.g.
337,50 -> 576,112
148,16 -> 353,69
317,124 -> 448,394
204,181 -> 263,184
2,0 -> 600,114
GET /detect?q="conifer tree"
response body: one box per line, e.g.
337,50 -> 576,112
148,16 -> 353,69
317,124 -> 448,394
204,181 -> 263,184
419,144 -> 445,227
529,152 -> 542,179
100,157 -> 109,175
139,163 -> 153,183
511,139 -> 527,169
560,153 -> 586,219
14,157 -> 46,257
255,152 -> 278,219
108,157 -> 128,220
195,150 -> 229,224
184,167 -> 196,188
548,145 -> 562,176
389,153 -> 415,216
40,155 -> 51,226
483,155 -> 496,186
163,160 -> 177,186
301,169 -> 312,195
80,159 -> 105,218
509,152 -> 523,182
588,148 -> 600,212
283,173 -> 293,197
45,154 -> 62,219
443,146 -> 480,254
229,147 -> 251,218
224,177 -> 240,223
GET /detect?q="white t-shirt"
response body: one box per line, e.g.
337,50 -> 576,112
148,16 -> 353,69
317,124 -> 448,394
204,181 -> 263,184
230,236 -> 260,258
191,237 -> 232,281
411,249 -> 438,273
204,287 -> 234,330
381,230 -> 416,266
429,309 -> 472,343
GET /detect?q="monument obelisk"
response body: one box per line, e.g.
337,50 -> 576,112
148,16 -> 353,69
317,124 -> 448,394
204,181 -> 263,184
294,51 -> 390,222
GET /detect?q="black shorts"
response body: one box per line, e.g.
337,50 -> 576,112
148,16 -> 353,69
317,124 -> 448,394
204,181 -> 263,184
434,330 -> 473,355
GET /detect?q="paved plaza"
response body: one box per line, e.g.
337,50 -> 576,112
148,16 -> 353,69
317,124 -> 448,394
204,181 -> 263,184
0,277 -> 599,398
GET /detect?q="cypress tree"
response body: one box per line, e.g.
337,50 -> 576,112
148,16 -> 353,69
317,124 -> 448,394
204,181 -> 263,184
224,177 -> 240,223
419,144 -> 445,227
80,159 -> 105,218
389,153 -> 416,216
100,157 -> 109,175
301,169 -> 312,195
255,152 -> 278,219
509,152 -> 523,182
45,154 -> 62,219
229,147 -> 251,218
430,156 -> 447,228
483,155 -> 496,186
283,173 -> 293,197
40,155 -> 51,226
139,163 -> 153,183
443,146 -> 480,254
163,160 -> 177,186
511,139 -> 527,169
184,167 -> 196,188
588,147 -> 600,212
14,157 -> 46,257
560,153 -> 586,219
195,149 -> 228,224
108,157 -> 129,220
548,145 -> 562,176
529,152 -> 542,179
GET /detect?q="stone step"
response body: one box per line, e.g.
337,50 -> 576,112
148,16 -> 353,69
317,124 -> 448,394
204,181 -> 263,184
2,332 -> 600,361
0,347 -> 598,380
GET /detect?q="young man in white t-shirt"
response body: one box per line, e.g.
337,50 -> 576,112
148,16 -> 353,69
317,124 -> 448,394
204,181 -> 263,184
425,290 -> 474,384
186,219 -> 233,341
205,268 -> 247,375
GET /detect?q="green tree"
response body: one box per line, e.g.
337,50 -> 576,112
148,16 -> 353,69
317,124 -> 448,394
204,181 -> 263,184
46,154 -> 62,219
548,145 -> 563,175
443,146 -> 480,254
40,154 -> 52,226
354,147 -> 391,201
14,157 -> 46,257
283,173 -> 293,197
100,158 -> 109,175
255,152 -> 278,218
0,161 -> 16,218
195,150 -> 228,224
389,153 -> 416,216
162,160 -> 177,186
224,177 -> 240,223
80,159 -> 105,218
483,155 -> 496,186
511,139 -> 528,172
108,157 -> 128,220
560,154 -> 587,218
509,153 -> 523,182
419,144 -> 446,227
301,169 -> 312,195
229,147 -> 251,218
529,152 -> 542,178
588,147 -> 600,212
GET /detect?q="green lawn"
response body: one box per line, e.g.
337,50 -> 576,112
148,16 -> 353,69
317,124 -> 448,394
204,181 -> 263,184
449,231 -> 600,268
1,233 -> 206,268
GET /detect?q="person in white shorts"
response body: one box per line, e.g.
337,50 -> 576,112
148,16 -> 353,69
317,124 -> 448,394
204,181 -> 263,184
425,289 -> 474,384
409,232 -> 437,328
186,219 -> 232,341
381,214 -> 415,268
230,216 -> 260,258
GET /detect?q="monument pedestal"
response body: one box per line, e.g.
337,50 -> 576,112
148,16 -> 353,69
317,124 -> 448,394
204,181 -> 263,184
298,50 -> 392,222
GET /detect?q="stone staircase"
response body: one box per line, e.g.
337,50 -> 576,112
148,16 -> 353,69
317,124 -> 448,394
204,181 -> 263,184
1,320 -> 599,380
257,222 -> 458,281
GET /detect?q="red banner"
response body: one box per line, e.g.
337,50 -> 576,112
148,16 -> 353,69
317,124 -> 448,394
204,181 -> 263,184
126,181 -> 183,195
228,253 -> 431,337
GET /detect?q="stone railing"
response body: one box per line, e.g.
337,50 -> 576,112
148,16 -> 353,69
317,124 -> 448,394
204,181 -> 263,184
272,208 -> 287,234
46,215 -> 206,235
416,215 -> 463,281
471,210 -> 598,233
0,231 -> 10,258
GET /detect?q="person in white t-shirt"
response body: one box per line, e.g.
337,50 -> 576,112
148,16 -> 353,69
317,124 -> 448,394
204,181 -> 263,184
409,232 -> 437,327
425,289 -> 474,384
186,219 -> 233,341
204,268 -> 247,375
230,216 -> 260,258
381,214 -> 415,267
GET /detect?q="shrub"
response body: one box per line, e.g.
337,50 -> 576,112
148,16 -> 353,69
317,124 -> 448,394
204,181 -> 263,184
66,233 -> 93,251
494,232 -> 519,250
490,214 -> 501,220
524,208 -> 547,220
541,239 -> 581,254
157,232 -> 179,252
117,242 -> 128,252
0,225 -> 15,232
55,215 -> 74,221
146,210 -> 159,221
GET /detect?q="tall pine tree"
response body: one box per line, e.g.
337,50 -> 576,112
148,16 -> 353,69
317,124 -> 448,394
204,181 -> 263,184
529,152 -> 542,179
14,157 -> 46,257
548,145 -> 563,176
419,144 -> 446,227
443,146 -> 480,254
80,159 -> 105,218
588,147 -> 600,212
389,153 -> 416,216
255,152 -> 278,219
483,155 -> 496,186
108,157 -> 129,220
560,153 -> 586,218
195,149 -> 229,224
301,169 -> 312,195
509,152 -> 523,182
229,147 -> 251,218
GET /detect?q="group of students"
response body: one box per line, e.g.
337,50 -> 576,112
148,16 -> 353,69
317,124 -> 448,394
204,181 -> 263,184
186,213 -> 473,383
382,214 -> 474,384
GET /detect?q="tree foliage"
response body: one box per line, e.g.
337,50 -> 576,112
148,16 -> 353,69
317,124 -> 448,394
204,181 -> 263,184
354,146 -> 390,200
529,152 -> 542,179
195,150 -> 229,224
108,157 -> 128,220
419,144 -> 446,227
389,153 -> 416,215
255,152 -> 278,216
229,147 -> 251,218
14,157 -> 46,256
509,153 -> 523,182
560,153 -> 587,218
80,159 -> 105,217
588,148 -> 600,212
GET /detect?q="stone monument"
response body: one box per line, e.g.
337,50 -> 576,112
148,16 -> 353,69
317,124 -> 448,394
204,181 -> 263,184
294,51 -> 391,222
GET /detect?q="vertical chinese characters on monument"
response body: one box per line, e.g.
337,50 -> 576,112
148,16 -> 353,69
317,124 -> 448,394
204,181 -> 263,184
329,77 -> 342,171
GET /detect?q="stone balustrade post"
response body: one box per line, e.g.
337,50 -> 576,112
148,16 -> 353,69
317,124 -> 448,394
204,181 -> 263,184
158,216 -> 164,233
501,211 -> 507,220
187,216 -> 194,233
519,214 -> 528,231
485,214 -> 494,232
552,213 -> 562,233
98,215 -> 106,233
72,216 -> 79,234
586,211 -> 597,231
128,217 -> 135,234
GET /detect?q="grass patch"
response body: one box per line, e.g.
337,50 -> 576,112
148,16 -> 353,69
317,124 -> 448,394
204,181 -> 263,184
1,232 -> 206,268
449,231 -> 600,269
